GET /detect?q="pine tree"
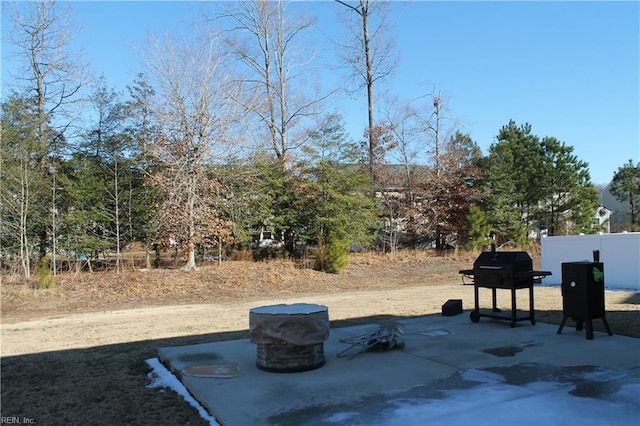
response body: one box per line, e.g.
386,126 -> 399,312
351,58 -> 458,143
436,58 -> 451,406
611,160 -> 640,230
299,113 -> 380,271
465,204 -> 492,250
538,136 -> 597,235
483,120 -> 599,242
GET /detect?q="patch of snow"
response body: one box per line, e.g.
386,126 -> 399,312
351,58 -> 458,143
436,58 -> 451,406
460,369 -> 506,384
323,411 -> 361,423
578,366 -> 627,382
420,328 -> 454,336
145,358 -> 219,425
381,382 -> 640,425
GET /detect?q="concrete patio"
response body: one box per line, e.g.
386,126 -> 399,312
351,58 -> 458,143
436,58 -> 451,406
158,311 -> 640,425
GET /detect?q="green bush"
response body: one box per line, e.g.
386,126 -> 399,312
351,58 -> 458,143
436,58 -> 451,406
316,236 -> 350,274
36,256 -> 55,289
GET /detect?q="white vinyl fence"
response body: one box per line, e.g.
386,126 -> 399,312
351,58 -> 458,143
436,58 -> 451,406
541,233 -> 640,291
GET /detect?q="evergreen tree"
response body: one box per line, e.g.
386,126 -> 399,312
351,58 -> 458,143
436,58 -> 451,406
253,159 -> 301,256
611,160 -> 640,230
465,204 -> 492,250
538,136 -> 597,235
56,154 -> 112,271
483,121 -> 545,244
124,74 -> 161,266
483,121 -> 599,242
299,113 -> 380,271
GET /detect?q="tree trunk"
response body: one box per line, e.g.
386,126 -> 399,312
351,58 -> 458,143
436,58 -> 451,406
182,180 -> 198,271
19,150 -> 32,279
362,5 -> 376,181
183,247 -> 197,271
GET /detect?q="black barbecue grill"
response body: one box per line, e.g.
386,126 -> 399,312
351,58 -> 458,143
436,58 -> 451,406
459,249 -> 552,327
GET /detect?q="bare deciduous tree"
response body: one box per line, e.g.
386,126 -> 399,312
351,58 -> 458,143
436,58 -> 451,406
212,0 -> 327,169
5,0 -> 87,157
380,95 -> 421,201
408,90 -> 460,173
142,33 -> 235,270
334,0 -> 400,181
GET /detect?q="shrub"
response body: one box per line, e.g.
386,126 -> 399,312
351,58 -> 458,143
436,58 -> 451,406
316,237 -> 350,274
36,256 -> 55,289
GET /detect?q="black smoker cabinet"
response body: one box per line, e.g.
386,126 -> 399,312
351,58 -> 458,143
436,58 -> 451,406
557,261 -> 612,340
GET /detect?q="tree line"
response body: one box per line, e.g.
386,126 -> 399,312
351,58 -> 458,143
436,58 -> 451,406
2,1 -> 637,281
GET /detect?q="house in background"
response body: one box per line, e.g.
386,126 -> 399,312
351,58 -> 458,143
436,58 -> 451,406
598,182 -> 632,232
595,205 -> 613,233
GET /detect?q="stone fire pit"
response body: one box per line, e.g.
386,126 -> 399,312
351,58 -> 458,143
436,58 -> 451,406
249,303 -> 329,372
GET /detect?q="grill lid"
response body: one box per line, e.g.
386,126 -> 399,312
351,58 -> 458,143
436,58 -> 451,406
473,251 -> 533,272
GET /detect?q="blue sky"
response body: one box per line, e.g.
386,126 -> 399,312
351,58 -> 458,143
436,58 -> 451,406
2,1 -> 638,185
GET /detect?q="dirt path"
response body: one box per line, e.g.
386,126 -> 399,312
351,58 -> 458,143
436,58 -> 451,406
1,284 -> 581,356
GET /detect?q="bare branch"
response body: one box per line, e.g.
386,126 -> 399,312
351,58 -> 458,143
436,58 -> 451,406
206,0 -> 326,167
334,0 -> 400,181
